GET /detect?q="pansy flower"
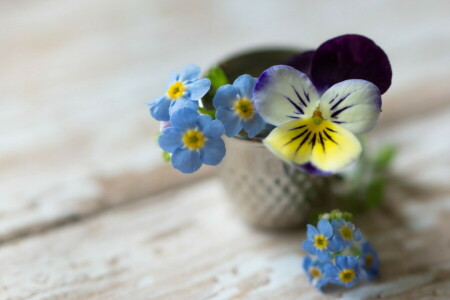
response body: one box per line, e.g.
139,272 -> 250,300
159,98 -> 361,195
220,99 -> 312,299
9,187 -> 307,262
302,256 -> 329,290
149,64 -> 211,121
360,241 -> 379,280
302,219 -> 342,261
213,74 -> 266,138
325,255 -> 361,288
158,108 -> 225,173
331,219 -> 362,248
254,35 -> 391,175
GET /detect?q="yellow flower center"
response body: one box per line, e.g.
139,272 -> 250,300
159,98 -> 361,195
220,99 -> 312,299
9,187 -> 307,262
167,81 -> 185,99
233,98 -> 254,119
309,267 -> 322,279
182,130 -> 205,150
339,269 -> 356,283
340,226 -> 353,240
365,254 -> 374,268
314,234 -> 328,249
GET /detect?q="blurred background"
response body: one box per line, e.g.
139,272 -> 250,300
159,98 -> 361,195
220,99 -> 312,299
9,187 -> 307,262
1,0 -> 450,298
2,0 -> 450,239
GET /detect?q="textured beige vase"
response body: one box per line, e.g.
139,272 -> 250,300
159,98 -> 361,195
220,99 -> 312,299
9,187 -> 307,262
219,137 -> 335,229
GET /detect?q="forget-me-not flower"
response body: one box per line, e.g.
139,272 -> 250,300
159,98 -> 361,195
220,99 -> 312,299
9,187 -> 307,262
302,256 -> 330,290
213,74 -> 266,138
325,255 -> 361,288
360,241 -> 379,280
149,64 -> 211,121
302,219 -> 342,261
331,219 -> 362,248
158,108 -> 225,173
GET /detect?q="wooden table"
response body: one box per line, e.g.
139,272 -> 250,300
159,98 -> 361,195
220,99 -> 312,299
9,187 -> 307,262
1,1 -> 450,299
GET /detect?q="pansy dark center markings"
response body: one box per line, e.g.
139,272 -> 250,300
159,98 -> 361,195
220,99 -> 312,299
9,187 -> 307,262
339,269 -> 355,283
314,234 -> 328,249
233,98 -> 254,119
309,267 -> 322,279
167,81 -> 185,99
340,226 -> 353,240
365,254 -> 374,268
182,130 -> 205,150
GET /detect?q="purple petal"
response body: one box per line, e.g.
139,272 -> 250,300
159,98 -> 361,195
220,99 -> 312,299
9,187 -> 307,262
296,162 -> 334,177
285,50 -> 315,76
311,34 -> 392,94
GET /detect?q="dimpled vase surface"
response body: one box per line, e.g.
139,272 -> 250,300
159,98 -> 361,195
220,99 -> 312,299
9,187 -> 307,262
219,136 -> 334,228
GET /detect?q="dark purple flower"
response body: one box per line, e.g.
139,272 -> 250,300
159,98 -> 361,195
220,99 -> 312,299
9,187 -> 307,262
288,35 -> 392,95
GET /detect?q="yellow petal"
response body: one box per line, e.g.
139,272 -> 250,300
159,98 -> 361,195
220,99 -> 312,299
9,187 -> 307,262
263,118 -> 362,173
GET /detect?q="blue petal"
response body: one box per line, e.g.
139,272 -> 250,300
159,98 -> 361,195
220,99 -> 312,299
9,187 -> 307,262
166,71 -> 179,87
317,251 -> 331,262
202,119 -> 224,139
169,98 -> 199,116
233,74 -> 256,98
346,256 -> 359,269
317,219 -> 333,238
200,138 -> 226,165
170,108 -> 198,130
196,114 -> 212,130
178,64 -> 201,82
158,127 -> 182,153
331,219 -> 345,231
242,113 -> 266,138
185,78 -> 211,99
335,255 -> 348,269
302,240 -> 317,256
213,85 -> 239,109
149,96 -> 171,121
306,224 -> 318,241
328,236 -> 343,252
171,148 -> 202,173
302,256 -> 313,271
354,228 -> 363,241
324,263 -> 339,278
216,107 -> 242,137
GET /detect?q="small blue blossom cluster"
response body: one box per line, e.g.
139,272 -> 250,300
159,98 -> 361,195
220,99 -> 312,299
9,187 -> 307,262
147,65 -> 266,173
302,212 -> 379,291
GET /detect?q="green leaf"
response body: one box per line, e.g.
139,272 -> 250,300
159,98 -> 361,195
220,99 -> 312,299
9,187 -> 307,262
198,107 -> 216,119
162,151 -> 171,163
206,65 -> 229,93
374,145 -> 396,169
201,66 -> 230,110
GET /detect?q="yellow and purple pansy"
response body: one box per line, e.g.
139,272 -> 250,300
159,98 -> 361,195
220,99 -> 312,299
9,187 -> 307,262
254,35 -> 392,175
148,64 -> 211,121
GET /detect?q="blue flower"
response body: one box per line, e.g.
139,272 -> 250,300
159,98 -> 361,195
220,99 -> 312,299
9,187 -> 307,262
302,256 -> 330,290
302,219 -> 342,261
158,108 -> 225,173
360,241 -> 379,280
331,219 -> 362,248
213,74 -> 266,138
149,64 -> 211,121
325,255 -> 361,288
